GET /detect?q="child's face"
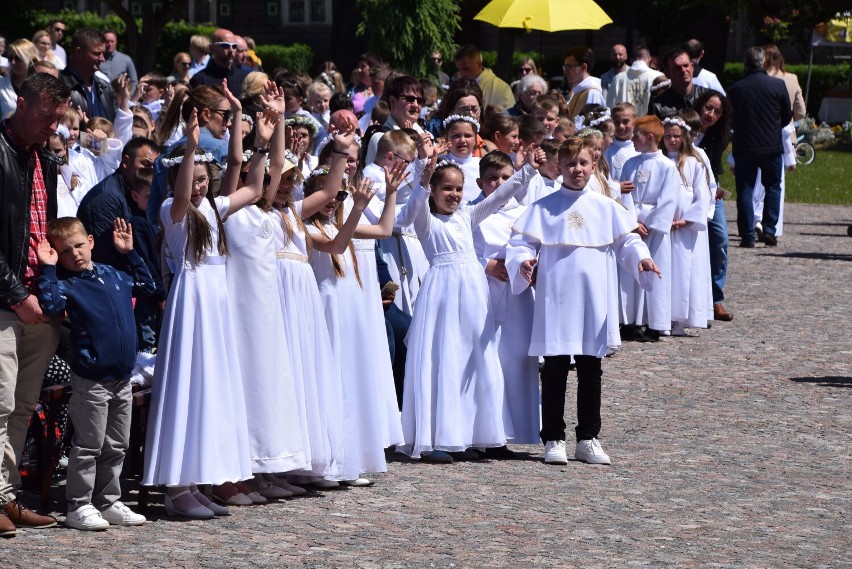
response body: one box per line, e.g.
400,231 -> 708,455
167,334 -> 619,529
131,184 -> 151,211
309,91 -> 331,114
477,165 -> 513,196
613,111 -> 635,141
63,117 -> 80,146
143,84 -> 164,103
48,136 -> 67,159
292,127 -> 311,156
559,148 -> 594,190
52,230 -> 94,272
494,128 -> 519,154
284,93 -> 303,113
632,127 -> 656,153
539,153 -> 559,180
431,168 -> 464,214
586,138 -> 603,164
663,125 -> 683,153
533,107 -> 559,136
345,144 -> 359,177
447,122 -> 477,158
601,123 -> 615,150
274,171 -> 297,207
190,164 -> 210,207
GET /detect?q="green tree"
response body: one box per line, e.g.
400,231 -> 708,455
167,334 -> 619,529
102,0 -> 189,74
356,0 -> 461,78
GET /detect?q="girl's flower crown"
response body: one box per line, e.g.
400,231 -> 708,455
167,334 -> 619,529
436,159 -> 462,170
443,114 -> 480,133
242,149 -> 254,163
241,113 -> 254,128
576,128 -> 603,139
573,115 -> 586,130
662,117 -> 691,133
285,114 -> 321,137
55,124 -> 71,140
650,79 -> 671,93
588,108 -> 612,128
308,166 -> 350,185
320,71 -> 337,93
284,149 -> 299,165
162,152 -> 216,168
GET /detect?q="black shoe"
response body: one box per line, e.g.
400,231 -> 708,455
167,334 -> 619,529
620,324 -> 643,341
763,234 -> 777,247
448,449 -> 485,461
639,328 -> 660,342
484,445 -> 517,460
739,240 -> 755,248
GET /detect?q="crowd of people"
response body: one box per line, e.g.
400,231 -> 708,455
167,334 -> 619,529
0,21 -> 801,535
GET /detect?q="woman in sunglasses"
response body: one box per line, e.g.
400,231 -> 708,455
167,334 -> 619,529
0,39 -> 39,119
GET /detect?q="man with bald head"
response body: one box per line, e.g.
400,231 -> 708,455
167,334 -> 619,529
600,44 -> 628,101
190,28 -> 250,97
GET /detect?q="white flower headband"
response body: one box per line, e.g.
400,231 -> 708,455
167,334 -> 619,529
162,152 -> 216,167
320,72 -> 337,93
315,133 -> 363,157
241,113 -> 254,128
443,114 -> 480,133
650,79 -> 671,93
285,115 -> 320,137
284,149 -> 299,164
308,166 -> 350,185
662,117 -> 691,133
436,159 -> 462,170
576,128 -> 603,139
55,124 -> 70,140
588,108 -> 611,128
574,116 -> 586,130
242,149 -> 254,163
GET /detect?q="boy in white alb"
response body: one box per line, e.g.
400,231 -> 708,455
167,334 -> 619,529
619,115 -> 679,340
506,138 -> 660,465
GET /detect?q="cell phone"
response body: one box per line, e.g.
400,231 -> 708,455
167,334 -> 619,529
78,132 -> 105,156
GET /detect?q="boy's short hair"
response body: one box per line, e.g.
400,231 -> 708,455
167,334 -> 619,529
634,115 -> 664,143
189,34 -> 210,52
330,92 -> 353,113
48,217 -> 88,243
554,116 -> 575,137
87,116 -> 114,138
371,100 -> 390,124
563,45 -> 595,68
612,102 -> 636,116
376,130 -> 417,160
517,114 -> 547,143
479,150 -> 513,178
557,137 -> 588,162
539,138 -> 561,158
532,94 -> 560,114
144,73 -> 168,91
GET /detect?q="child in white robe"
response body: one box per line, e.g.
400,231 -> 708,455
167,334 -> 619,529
662,117 -> 713,335
439,114 -> 482,203
398,146 -> 543,463
505,138 -> 661,466
619,115 -> 679,340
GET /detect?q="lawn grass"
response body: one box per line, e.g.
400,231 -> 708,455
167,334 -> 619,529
719,144 -> 852,206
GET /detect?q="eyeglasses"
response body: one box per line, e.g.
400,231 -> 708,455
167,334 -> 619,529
213,42 -> 237,50
562,63 -> 582,71
399,95 -> 426,106
456,104 -> 480,115
702,105 -> 723,116
239,170 -> 272,186
392,153 -> 412,166
210,109 -> 233,122
192,175 -> 209,187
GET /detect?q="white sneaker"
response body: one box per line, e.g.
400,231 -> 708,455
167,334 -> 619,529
100,501 -> 147,526
543,440 -> 568,465
671,321 -> 687,337
65,504 -> 109,531
575,438 -> 611,465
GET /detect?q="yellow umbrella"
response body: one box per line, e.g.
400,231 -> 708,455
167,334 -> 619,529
474,0 -> 612,33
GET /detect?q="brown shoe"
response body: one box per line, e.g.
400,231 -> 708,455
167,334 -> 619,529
0,511 -> 15,538
2,500 -> 57,529
713,304 -> 733,321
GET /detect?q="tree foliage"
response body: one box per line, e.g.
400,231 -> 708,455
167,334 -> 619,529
356,0 -> 461,77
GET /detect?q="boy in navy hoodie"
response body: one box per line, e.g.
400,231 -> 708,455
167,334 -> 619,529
36,217 -> 155,531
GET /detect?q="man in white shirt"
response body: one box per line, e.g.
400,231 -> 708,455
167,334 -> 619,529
563,45 -> 606,118
365,75 -> 427,165
453,44 -> 515,109
684,39 -> 726,95
599,44 -> 628,101
48,20 -> 67,66
606,46 -> 664,116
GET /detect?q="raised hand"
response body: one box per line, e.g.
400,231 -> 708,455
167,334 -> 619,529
416,132 -> 433,159
113,218 -> 133,254
421,150 -> 439,188
383,160 -> 408,195
351,177 -> 377,210
259,81 -> 286,115
527,146 -> 546,170
255,111 -> 277,146
513,143 -> 527,170
186,108 -> 200,150
639,258 -> 662,278
36,239 -> 58,266
332,116 -> 357,151
115,73 -> 132,107
222,79 -> 242,112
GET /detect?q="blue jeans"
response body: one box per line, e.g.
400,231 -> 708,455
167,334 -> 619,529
735,153 -> 782,243
708,199 -> 729,303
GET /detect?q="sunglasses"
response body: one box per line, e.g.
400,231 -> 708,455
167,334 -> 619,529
393,152 -> 412,166
335,190 -> 348,202
210,109 -> 233,122
519,67 -> 534,74
240,170 -> 272,186
432,57 -> 443,63
456,104 -> 480,115
214,42 -> 237,50
399,95 -> 426,106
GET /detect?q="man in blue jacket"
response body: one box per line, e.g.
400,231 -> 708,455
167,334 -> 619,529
36,217 -> 155,531
727,47 -> 792,247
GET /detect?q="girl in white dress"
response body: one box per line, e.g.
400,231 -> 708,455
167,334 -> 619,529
398,147 -> 543,463
661,117 -> 713,335
439,115 -> 483,203
143,108 -> 264,518
305,153 -> 406,485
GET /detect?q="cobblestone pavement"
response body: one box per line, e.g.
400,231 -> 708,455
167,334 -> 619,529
2,203 -> 851,568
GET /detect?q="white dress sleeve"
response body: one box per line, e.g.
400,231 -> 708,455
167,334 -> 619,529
469,164 -> 535,228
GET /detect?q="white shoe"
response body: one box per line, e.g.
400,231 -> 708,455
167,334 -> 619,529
340,477 -> 374,487
575,438 -> 611,465
65,504 -> 109,531
543,440 -> 568,465
312,479 -> 340,489
671,321 -> 687,337
100,501 -> 146,526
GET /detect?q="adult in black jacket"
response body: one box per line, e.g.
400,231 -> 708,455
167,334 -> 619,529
649,49 -> 709,118
189,29 -> 250,98
60,28 -> 117,122
0,73 -> 70,534
727,47 -> 792,247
